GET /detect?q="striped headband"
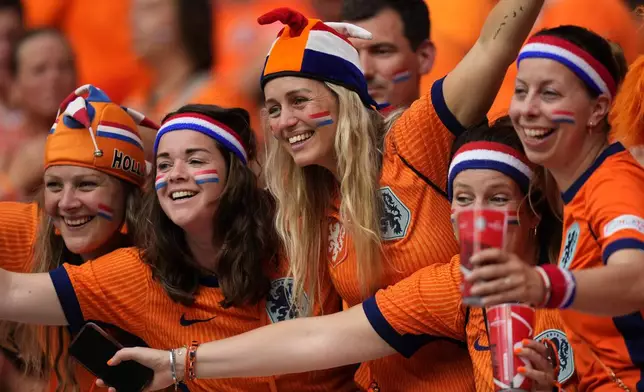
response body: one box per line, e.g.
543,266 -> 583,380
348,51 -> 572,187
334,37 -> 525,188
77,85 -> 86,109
518,35 -> 617,99
154,113 -> 248,165
448,141 -> 534,201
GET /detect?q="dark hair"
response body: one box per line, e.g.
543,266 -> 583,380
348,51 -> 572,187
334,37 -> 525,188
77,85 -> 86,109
534,26 -> 628,98
451,116 -> 563,265
9,28 -> 75,78
0,0 -> 22,21
341,0 -> 430,50
140,104 -> 277,307
177,0 -> 213,73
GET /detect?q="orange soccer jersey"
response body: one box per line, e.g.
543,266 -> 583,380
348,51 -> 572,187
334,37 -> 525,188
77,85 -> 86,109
326,78 -> 474,391
557,143 -> 644,391
49,247 -> 356,392
0,202 -> 108,391
364,255 -> 578,391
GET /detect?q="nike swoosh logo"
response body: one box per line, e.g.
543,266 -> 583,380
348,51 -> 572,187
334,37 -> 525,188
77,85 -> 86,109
474,337 -> 490,351
180,314 -> 216,327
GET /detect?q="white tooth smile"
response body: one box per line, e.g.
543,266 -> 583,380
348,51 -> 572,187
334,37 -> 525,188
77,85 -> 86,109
64,216 -> 93,227
288,132 -> 314,144
524,128 -> 554,138
171,191 -> 197,200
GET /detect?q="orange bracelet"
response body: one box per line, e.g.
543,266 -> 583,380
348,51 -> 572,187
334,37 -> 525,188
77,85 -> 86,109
187,340 -> 200,381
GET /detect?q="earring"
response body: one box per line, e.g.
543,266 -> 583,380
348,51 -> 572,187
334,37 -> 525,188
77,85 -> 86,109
532,226 -> 538,238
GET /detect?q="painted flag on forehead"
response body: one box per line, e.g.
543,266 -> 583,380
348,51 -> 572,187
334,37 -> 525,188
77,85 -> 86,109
194,170 -> 219,185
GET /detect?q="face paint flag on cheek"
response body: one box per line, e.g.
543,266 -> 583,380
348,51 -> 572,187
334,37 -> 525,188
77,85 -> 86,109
507,210 -> 519,225
309,111 -> 334,128
155,174 -> 168,191
392,69 -> 411,84
194,170 -> 219,185
551,110 -> 576,125
97,204 -> 114,221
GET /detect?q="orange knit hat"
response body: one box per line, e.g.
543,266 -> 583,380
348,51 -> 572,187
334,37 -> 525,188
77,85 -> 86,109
45,85 -> 159,187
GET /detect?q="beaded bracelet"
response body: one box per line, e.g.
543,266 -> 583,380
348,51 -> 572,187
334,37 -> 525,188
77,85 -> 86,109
536,265 -> 577,309
187,341 -> 200,381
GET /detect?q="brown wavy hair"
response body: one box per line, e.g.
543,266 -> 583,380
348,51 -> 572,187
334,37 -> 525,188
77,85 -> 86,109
0,181 -> 142,392
139,104 -> 278,308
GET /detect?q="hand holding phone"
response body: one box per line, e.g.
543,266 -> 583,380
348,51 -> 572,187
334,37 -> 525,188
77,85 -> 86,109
69,322 -> 154,392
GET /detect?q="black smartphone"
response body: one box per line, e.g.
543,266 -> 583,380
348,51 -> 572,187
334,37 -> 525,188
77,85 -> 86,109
68,322 -> 154,392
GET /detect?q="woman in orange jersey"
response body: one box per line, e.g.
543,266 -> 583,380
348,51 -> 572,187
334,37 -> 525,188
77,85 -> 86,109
101,118 -> 578,392
0,104 -> 357,392
224,2 -> 544,391
461,26 -> 644,391
0,84 -> 159,391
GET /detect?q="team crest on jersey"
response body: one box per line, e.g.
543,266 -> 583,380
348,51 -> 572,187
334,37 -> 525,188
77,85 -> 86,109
266,278 -> 309,324
558,222 -> 580,269
379,186 -> 411,240
534,329 -> 575,384
328,218 -> 348,267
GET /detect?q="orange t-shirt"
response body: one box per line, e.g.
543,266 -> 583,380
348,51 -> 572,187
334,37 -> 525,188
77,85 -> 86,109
0,202 -> 107,391
21,0 -> 146,103
488,0 -> 640,120
49,247 -> 356,392
364,255 -> 578,390
557,143 -> 644,391
326,78 -> 475,391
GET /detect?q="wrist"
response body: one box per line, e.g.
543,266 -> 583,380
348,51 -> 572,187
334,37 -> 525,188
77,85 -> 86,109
537,265 -> 577,309
174,347 -> 187,382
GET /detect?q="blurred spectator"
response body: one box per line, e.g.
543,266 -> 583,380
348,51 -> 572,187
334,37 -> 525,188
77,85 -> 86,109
0,28 -> 77,201
420,1 -> 492,91
488,0 -> 640,119
0,0 -> 24,141
125,0 -> 256,155
212,1 -> 317,118
341,0 -> 435,109
20,0 -> 145,103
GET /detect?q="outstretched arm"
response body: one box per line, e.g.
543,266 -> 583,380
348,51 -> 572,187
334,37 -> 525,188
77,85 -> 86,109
0,268 -> 67,325
444,0 -> 545,127
107,305 -> 394,390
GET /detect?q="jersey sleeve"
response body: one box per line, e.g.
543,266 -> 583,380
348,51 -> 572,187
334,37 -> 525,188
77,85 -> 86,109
362,255 -> 466,358
48,247 -> 151,335
587,160 -> 644,263
389,78 -> 470,193
0,202 -> 39,272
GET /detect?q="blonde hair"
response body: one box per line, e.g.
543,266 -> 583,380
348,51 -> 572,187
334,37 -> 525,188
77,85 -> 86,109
265,82 -> 386,312
0,181 -> 141,391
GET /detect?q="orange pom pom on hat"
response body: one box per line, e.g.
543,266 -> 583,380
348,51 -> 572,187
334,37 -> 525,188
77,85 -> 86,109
258,7 -> 382,109
45,85 -> 159,188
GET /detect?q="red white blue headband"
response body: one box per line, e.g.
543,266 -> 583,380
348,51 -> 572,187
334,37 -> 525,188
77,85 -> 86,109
518,35 -> 617,99
448,141 -> 534,201
154,113 -> 248,165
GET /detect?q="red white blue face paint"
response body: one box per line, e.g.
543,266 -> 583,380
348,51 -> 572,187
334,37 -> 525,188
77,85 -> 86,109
155,174 -> 168,191
194,170 -> 219,185
392,69 -> 411,84
506,210 -> 519,225
309,111 -> 334,128
551,110 -> 576,125
97,204 -> 114,221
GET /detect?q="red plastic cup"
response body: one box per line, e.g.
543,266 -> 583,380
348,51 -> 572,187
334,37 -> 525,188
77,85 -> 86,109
456,208 -> 509,305
487,304 -> 536,391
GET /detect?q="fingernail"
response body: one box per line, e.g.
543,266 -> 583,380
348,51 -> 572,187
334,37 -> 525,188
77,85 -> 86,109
106,360 -> 112,365
518,366 -> 526,374
514,347 -> 522,355
522,339 -> 530,346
